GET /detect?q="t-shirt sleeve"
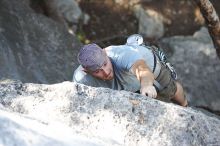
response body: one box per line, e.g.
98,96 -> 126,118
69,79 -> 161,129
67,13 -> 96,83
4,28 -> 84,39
73,66 -> 97,87
117,48 -> 143,71
73,66 -> 112,88
73,66 -> 90,84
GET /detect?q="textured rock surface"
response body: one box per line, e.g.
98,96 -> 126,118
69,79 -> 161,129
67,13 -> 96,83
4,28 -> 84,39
161,27 -> 220,112
0,108 -> 109,146
134,5 -> 164,38
0,80 -> 220,146
0,0 -> 81,83
43,0 -> 89,30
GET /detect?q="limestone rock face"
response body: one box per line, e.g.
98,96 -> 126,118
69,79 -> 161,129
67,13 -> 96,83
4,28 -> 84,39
0,0 -> 81,84
1,80 -> 220,146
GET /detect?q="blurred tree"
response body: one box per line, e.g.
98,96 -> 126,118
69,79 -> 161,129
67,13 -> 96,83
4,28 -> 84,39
194,0 -> 220,59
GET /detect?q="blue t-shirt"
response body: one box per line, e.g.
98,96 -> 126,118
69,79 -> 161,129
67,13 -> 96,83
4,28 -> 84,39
73,45 -> 155,92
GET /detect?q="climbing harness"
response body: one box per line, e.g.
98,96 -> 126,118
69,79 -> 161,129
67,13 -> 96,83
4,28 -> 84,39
126,34 -> 178,91
150,45 -> 178,80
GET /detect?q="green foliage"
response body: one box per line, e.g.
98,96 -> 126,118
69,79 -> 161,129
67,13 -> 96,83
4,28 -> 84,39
76,30 -> 90,44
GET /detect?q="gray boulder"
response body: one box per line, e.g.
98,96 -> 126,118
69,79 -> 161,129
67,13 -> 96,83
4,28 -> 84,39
0,0 -> 81,84
133,5 -> 164,39
0,80 -> 220,146
43,0 -> 90,31
0,107 -> 109,146
161,27 -> 220,112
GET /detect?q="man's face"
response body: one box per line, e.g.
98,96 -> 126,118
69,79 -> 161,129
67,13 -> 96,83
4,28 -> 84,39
88,56 -> 114,80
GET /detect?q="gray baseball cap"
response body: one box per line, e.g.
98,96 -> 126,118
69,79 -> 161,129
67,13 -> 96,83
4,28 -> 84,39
77,43 -> 106,72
